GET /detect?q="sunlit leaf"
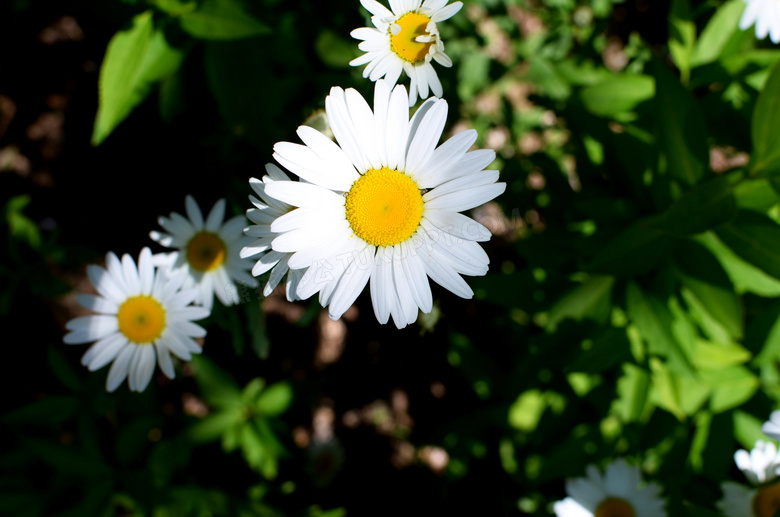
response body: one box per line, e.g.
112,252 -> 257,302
255,382 -> 293,417
92,10 -> 185,145
715,209 -> 780,280
751,58 -> 780,175
545,275 -> 614,331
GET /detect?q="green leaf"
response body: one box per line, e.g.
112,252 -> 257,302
23,438 -> 111,478
626,282 -> 696,377
674,239 -> 743,340
611,363 -> 651,423
715,209 -> 780,280
668,0 -> 696,84
736,178 -> 780,211
47,345 -> 84,391
5,195 -> 41,249
315,29 -> 358,69
188,409 -> 244,443
690,0 -> 747,66
734,410 -> 768,449
190,355 -> 242,408
654,58 -> 709,187
751,58 -> 780,175
585,222 -> 672,277
92,11 -> 185,145
692,340 -> 751,369
508,390 -> 546,432
2,396 -> 79,425
179,0 -> 269,40
703,366 -> 759,413
579,74 -> 654,119
545,275 -> 614,331
695,231 -> 780,296
648,174 -> 738,237
255,382 -> 293,417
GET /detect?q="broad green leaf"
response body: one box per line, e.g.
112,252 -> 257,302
626,282 -> 696,377
242,377 -> 266,404
2,396 -> 79,425
754,308 -> 780,365
611,363 -> 651,423
715,209 -> 780,280
315,29 -> 359,69
191,355 -> 242,408
92,11 -> 185,145
579,74 -> 654,119
668,0 -> 696,84
648,173 -> 738,237
5,195 -> 41,249
188,410 -> 244,443
179,0 -> 269,40
691,0 -> 749,66
737,177 -> 780,211
751,58 -> 780,174
255,382 -> 293,416
704,366 -> 759,413
674,239 -> 742,339
694,231 -> 780,296
654,59 -> 709,188
692,340 -> 751,369
649,358 -> 685,420
585,222 -> 671,277
545,275 -> 614,331
734,410 -> 769,449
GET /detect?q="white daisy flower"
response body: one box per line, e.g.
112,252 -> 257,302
553,458 -> 666,517
63,247 -> 209,392
739,0 -> 780,44
150,195 -> 258,312
241,163 -> 306,302
718,440 -> 780,517
350,0 -> 463,106
762,410 -> 780,441
264,79 -> 505,329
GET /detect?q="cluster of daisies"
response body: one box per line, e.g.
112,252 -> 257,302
63,0 -> 505,392
553,411 -> 780,517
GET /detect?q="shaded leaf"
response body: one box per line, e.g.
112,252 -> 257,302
179,0 -> 269,40
715,209 -> 780,280
751,58 -> 780,174
579,74 -> 654,119
545,275 -> 614,331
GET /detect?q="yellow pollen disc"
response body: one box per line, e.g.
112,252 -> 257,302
594,498 -> 636,517
390,12 -> 435,64
345,167 -> 424,247
186,231 -> 226,272
753,481 -> 780,517
117,295 -> 166,344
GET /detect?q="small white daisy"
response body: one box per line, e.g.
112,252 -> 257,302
740,0 -> 780,44
241,163 -> 306,302
553,458 -> 666,517
350,0 -> 463,106
150,195 -> 258,312
63,247 -> 209,392
264,79 -> 504,329
718,440 -> 780,517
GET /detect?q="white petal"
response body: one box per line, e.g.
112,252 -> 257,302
64,315 -> 119,344
274,137 -> 358,191
265,181 -> 346,209
76,293 -> 118,314
106,344 -> 135,392
185,195 -> 205,231
82,333 -> 128,370
121,253 -> 141,296
328,245 -> 375,319
430,1 -> 462,22
405,98 -> 448,178
155,339 -> 176,379
205,199 -> 226,233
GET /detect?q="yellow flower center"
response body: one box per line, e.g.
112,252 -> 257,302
117,295 -> 166,344
390,12 -> 435,64
753,481 -> 780,517
345,167 -> 424,247
186,231 -> 226,272
594,498 -> 636,517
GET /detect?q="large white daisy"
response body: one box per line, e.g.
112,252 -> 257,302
264,79 -> 505,329
350,0 -> 463,106
63,247 -> 209,392
150,195 -> 258,312
762,410 -> 780,441
718,440 -> 780,517
553,459 -> 667,517
241,163 -> 306,302
740,0 -> 780,44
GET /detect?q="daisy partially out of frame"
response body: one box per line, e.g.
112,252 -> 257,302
63,248 -> 209,392
150,195 -> 258,312
718,440 -> 780,517
739,0 -> 780,44
350,0 -> 463,106
553,458 -> 667,517
263,79 -> 505,329
241,164 -> 306,302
